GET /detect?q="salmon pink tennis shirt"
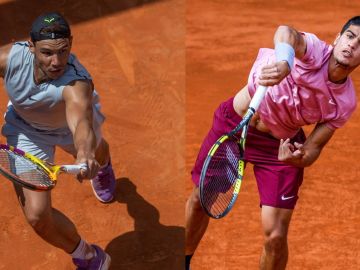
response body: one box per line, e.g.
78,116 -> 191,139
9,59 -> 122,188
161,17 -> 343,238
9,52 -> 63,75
247,32 -> 357,139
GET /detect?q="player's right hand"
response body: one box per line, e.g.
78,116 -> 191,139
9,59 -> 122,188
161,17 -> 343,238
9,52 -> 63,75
76,155 -> 100,181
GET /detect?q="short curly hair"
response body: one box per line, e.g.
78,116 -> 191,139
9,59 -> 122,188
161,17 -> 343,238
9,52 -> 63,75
340,16 -> 360,35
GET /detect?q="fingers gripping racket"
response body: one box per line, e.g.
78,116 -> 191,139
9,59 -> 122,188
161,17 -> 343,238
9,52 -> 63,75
199,85 -> 267,219
0,144 -> 87,191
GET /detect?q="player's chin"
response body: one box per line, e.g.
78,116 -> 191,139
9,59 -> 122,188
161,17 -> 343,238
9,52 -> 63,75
335,55 -> 353,67
47,69 -> 65,80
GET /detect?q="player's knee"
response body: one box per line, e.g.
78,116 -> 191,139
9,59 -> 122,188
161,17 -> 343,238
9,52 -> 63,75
24,208 -> 52,232
188,188 -> 202,211
264,232 -> 287,255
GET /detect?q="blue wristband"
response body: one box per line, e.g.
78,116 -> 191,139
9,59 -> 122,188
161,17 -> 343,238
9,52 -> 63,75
275,42 -> 295,70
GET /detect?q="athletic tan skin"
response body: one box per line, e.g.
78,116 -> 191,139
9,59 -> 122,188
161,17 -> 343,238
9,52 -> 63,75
0,38 -> 110,255
186,24 -> 360,270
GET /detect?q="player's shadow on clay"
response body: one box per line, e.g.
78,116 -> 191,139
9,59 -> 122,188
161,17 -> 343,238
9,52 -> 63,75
105,178 -> 184,270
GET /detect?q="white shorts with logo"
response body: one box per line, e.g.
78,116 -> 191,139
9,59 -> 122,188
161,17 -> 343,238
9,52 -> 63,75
1,106 -> 104,162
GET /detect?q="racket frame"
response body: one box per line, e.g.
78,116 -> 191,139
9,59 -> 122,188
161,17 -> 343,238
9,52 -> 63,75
199,85 -> 267,218
199,116 -> 250,219
0,144 -> 86,191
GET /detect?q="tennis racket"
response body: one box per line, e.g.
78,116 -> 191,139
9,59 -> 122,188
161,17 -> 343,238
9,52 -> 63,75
199,85 -> 267,219
0,144 -> 87,191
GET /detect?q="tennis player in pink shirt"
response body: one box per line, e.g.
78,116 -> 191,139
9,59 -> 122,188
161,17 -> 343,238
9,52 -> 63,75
186,16 -> 360,270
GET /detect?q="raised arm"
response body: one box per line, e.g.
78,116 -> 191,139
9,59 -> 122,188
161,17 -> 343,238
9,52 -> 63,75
278,123 -> 335,167
258,25 -> 307,86
274,25 -> 307,60
63,79 -> 100,179
0,44 -> 12,78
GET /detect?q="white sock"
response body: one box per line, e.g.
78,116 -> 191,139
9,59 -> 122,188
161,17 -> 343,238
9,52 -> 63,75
71,239 -> 95,260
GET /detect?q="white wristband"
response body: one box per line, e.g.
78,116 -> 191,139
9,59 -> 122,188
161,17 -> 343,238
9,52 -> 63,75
275,42 -> 295,70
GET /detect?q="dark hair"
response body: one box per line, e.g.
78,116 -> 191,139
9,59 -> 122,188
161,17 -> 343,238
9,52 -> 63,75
30,12 -> 71,42
340,16 -> 360,34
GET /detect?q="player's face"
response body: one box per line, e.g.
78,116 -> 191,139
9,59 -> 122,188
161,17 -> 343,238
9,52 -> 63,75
30,37 -> 72,80
333,25 -> 360,68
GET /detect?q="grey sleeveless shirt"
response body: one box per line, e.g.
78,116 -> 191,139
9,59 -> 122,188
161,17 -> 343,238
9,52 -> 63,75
3,42 -> 104,134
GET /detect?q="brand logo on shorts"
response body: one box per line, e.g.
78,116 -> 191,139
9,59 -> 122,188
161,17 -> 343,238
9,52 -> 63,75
281,195 -> 295,201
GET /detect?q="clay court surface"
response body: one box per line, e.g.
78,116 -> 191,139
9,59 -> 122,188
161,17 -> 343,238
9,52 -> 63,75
186,1 -> 360,270
0,0 -> 184,269
0,1 -> 360,270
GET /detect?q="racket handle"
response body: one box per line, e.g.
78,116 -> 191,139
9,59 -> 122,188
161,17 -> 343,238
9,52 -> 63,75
61,163 -> 88,174
249,85 -> 267,111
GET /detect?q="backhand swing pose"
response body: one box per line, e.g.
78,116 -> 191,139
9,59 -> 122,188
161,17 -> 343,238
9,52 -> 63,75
0,12 -> 117,269
186,16 -> 360,270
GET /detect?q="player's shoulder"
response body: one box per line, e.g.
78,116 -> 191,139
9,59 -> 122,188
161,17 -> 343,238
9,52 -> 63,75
5,41 -> 31,57
52,54 -> 92,88
301,32 -> 329,49
0,41 -> 33,76
0,43 -> 13,77
62,79 -> 94,102
294,32 -> 330,68
65,53 -> 92,81
0,43 -> 15,55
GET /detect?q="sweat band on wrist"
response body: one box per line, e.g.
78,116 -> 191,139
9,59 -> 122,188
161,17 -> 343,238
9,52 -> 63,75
275,42 -> 295,70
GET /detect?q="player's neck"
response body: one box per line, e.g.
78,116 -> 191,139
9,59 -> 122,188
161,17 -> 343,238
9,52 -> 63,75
33,65 -> 51,85
328,55 -> 354,84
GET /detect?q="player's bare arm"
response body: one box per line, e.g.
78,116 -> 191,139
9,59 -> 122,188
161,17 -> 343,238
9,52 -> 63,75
259,25 -> 307,86
274,25 -> 307,59
0,44 -> 12,78
278,123 -> 335,167
63,79 -> 100,179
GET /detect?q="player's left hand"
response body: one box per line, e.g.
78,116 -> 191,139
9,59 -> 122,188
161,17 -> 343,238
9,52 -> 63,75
278,138 -> 305,164
258,61 -> 290,86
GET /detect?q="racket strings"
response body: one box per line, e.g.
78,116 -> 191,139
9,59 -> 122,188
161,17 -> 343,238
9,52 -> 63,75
201,139 -> 242,217
0,149 -> 53,188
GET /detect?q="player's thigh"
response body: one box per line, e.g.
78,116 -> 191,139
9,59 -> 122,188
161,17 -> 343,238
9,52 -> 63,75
253,163 -> 303,209
261,206 -> 293,237
247,128 -> 305,209
6,133 -> 55,162
13,183 -> 52,219
191,97 -> 242,186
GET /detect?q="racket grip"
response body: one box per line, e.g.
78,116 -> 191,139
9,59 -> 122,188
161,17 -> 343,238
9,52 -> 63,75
249,85 -> 267,111
62,163 -> 88,174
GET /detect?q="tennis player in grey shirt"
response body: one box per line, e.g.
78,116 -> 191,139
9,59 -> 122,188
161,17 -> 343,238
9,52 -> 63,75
0,12 -> 115,269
